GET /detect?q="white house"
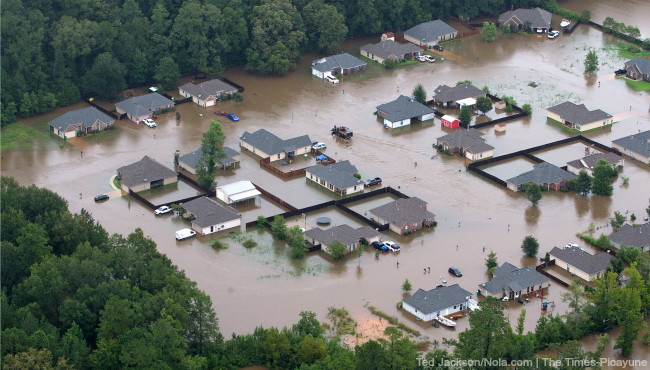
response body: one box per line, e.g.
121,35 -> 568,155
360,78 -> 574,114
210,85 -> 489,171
478,263 -> 550,299
180,197 -> 241,235
240,129 -> 312,161
549,246 -> 612,282
565,152 -> 624,177
402,284 -> 474,322
376,95 -> 436,128
216,181 -> 261,205
305,160 -> 364,196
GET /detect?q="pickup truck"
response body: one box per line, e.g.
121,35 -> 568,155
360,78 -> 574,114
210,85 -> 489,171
364,177 -> 382,187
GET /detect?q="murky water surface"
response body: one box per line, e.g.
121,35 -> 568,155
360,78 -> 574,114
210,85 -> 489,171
3,6 -> 650,367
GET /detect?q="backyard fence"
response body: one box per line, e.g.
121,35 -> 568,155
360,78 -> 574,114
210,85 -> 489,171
259,148 -> 335,178
535,260 -> 570,288
252,183 -> 298,211
83,98 -> 121,120
588,21 -> 647,48
450,16 -> 479,38
564,20 -> 580,34
128,189 -> 157,210
465,112 -> 528,129
222,78 -> 244,93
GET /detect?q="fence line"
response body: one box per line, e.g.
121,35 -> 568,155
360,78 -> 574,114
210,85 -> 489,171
259,148 -> 336,178
450,16 -> 477,31
564,20 -> 580,34
128,189 -> 157,210
468,112 -> 528,129
222,78 -> 245,93
155,194 -> 207,209
252,183 -> 298,211
535,260 -> 570,288
83,98 -> 121,120
177,172 -> 213,193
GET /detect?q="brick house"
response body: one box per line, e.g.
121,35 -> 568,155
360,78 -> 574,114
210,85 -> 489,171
612,130 -> 650,165
368,197 -> 435,235
311,53 -> 366,79
116,93 -> 174,123
624,57 -> 650,82
360,39 -> 422,64
506,162 -> 577,192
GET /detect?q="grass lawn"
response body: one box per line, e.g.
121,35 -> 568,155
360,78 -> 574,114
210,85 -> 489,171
113,176 -> 121,189
547,118 -> 615,133
623,78 -> 650,91
1,122 -> 56,152
357,54 -> 420,68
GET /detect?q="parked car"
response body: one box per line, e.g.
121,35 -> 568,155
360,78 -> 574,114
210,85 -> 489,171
143,118 -> 156,128
424,55 -> 435,63
371,241 -> 388,252
175,228 -> 197,241
448,267 -> 462,277
311,140 -> 319,146
94,194 -> 109,202
155,205 -> 173,215
432,45 -> 444,51
416,55 -> 426,62
326,75 -> 339,84
536,28 -> 544,34
383,241 -> 400,252
364,177 -> 382,187
226,113 -> 239,121
312,142 -> 326,150
548,30 -> 560,39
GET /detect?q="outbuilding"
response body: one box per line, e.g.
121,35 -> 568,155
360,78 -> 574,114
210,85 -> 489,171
216,181 -> 262,205
441,115 -> 459,129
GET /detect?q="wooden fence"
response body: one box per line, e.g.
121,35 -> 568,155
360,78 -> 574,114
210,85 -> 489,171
450,16 -> 477,31
259,148 -> 335,178
252,183 -> 298,211
128,189 -> 157,210
222,78 -> 244,93
83,98 -> 121,120
535,260 -> 570,288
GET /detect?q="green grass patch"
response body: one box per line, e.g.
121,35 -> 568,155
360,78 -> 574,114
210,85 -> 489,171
113,176 -> 121,189
607,40 -> 650,60
546,117 -> 612,134
210,240 -> 229,249
357,54 -> 419,68
368,305 -> 421,336
623,78 -> 650,91
1,122 -> 55,152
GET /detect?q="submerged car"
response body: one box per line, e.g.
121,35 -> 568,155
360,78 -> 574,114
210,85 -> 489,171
94,194 -> 109,202
423,55 -> 435,63
371,241 -> 388,252
143,118 -> 156,127
364,177 -> 382,187
548,30 -> 560,39
155,205 -> 173,215
326,75 -> 339,84
383,241 -> 400,252
448,267 -> 462,277
226,113 -> 239,121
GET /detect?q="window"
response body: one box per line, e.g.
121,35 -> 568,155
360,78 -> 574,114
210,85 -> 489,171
354,186 -> 357,190
539,284 -> 542,290
405,225 -> 408,231
277,154 -> 280,159
310,174 -> 313,180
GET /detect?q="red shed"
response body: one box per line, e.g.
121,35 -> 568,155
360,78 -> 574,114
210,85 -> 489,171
441,115 -> 459,129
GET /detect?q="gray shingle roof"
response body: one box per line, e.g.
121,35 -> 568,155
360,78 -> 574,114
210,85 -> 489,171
117,156 -> 177,187
550,246 -> 612,275
506,162 -> 577,186
179,147 -> 240,169
498,8 -> 552,29
116,94 -> 173,117
376,95 -> 435,123
181,197 -> 240,228
369,197 -> 435,228
48,107 -> 114,130
360,40 -> 422,60
609,223 -> 650,250
436,128 -> 494,153
492,262 -> 518,278
312,53 -> 366,72
625,57 -> 650,75
179,79 -> 238,98
546,101 -> 611,125
305,224 -> 381,246
566,152 -> 623,171
402,284 -> 472,315
306,160 -> 362,190
433,84 -> 486,103
240,129 -> 312,156
612,130 -> 650,158
405,20 -> 458,43
479,263 -> 549,294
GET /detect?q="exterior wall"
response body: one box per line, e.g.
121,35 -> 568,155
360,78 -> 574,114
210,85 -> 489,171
128,183 -> 147,193
507,182 -> 519,192
306,171 -> 363,196
480,280 -> 549,299
385,117 -> 411,128
421,113 -> 436,121
179,160 -> 197,175
122,184 -> 131,193
626,65 -> 641,80
194,218 -> 241,235
312,68 -> 332,78
403,301 -> 468,322
576,118 -> 613,132
240,141 -> 272,159
360,48 -> 387,64
216,189 -> 230,203
441,118 -> 459,129
546,111 -> 563,123
612,142 -> 650,164
163,176 -> 178,185
466,149 -> 493,161
552,258 -> 598,282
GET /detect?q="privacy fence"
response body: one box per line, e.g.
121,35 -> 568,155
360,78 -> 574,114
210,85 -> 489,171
259,148 -> 336,178
535,260 -> 570,288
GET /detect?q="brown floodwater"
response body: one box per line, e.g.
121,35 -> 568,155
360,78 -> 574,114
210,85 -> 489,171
2,5 -> 650,367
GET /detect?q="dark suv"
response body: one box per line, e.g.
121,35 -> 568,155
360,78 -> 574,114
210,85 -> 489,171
433,45 -> 444,51
371,241 -> 388,252
448,267 -> 462,277
94,194 -> 109,202
364,177 -> 382,187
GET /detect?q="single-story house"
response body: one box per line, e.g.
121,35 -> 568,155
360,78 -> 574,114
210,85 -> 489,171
216,181 -> 261,205
179,147 -> 240,174
117,156 -> 178,193
478,262 -> 550,299
609,223 -> 650,252
497,7 -> 552,32
506,162 -> 577,192
404,20 -> 458,47
432,83 -> 486,108
311,53 -> 366,79
359,39 -> 423,64
178,79 -> 238,107
240,129 -> 312,160
624,56 -> 650,82
436,128 -> 494,161
305,160 -> 363,196
441,115 -> 459,129
180,196 -> 241,235
495,101 -> 507,110
368,197 -> 435,235
612,130 -> 650,164
48,107 -> 115,139
304,224 -> 382,255
402,284 -> 474,322
546,101 -> 613,132
495,122 -> 506,132
549,246 -> 612,282
375,95 -> 436,128
116,93 -> 174,123
566,152 -> 624,176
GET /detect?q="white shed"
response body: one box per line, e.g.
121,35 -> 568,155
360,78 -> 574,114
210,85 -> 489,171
216,181 -> 262,205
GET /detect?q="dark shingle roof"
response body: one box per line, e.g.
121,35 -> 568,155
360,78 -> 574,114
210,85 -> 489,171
546,101 -> 612,125
116,94 -> 173,117
179,147 -> 240,169
312,53 -> 366,72
181,197 -> 240,228
179,79 -> 237,98
436,128 -> 494,153
306,160 -> 362,189
433,84 -> 486,103
566,152 -> 623,171
609,223 -> 650,250
479,263 -> 549,294
491,262 -> 518,278
550,246 -> 612,275
369,197 -> 435,228
498,8 -> 552,29
240,129 -> 312,156
376,95 -> 435,123
402,284 -> 472,315
624,57 -> 650,75
506,162 -> 577,186
405,20 -> 458,43
360,40 -> 422,60
305,224 -> 381,246
117,156 -> 177,187
48,107 -> 114,130
612,130 -> 650,158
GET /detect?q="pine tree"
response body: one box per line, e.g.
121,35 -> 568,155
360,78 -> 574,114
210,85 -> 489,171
584,49 -> 599,73
402,279 -> 412,293
458,104 -> 472,125
412,84 -> 427,104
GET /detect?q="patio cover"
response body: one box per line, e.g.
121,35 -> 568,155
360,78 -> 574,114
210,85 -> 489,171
228,189 -> 261,202
455,98 -> 477,106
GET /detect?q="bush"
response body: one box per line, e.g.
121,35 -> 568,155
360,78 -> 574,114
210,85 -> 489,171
211,239 -> 229,249
256,215 -> 269,229
560,187 -> 569,192
522,104 -> 533,115
353,173 -> 361,179
505,104 -> 513,113
334,73 -> 343,80
567,178 -> 577,191
242,239 -> 257,248
396,300 -> 403,309
382,59 -> 395,69
175,112 -> 180,120
234,93 -> 243,103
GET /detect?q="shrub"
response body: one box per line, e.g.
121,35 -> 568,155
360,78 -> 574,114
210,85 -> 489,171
211,240 -> 229,249
560,187 -> 569,192
522,104 -> 533,115
256,215 -> 270,229
353,173 -> 361,179
396,300 -> 403,308
334,73 -> 343,80
242,239 -> 257,248
505,104 -> 513,113
382,59 -> 395,69
175,112 -> 180,120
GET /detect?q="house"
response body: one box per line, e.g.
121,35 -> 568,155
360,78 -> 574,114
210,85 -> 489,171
304,225 -> 382,255
549,246 -> 612,282
495,101 -> 507,110
546,101 -> 613,132
239,129 -> 312,161
375,95 -> 436,128
404,20 -> 458,47
216,181 -> 261,205
624,57 -> 650,82
566,152 -> 624,176
609,223 -> 650,252
402,284 -> 474,322
48,107 -> 115,139
506,162 -> 577,192
612,130 -> 650,164
478,262 -> 550,299
432,83 -> 487,108
436,128 -> 495,161
441,115 -> 459,129
368,197 -> 435,235
115,93 -> 174,123
495,122 -> 506,132
179,147 -> 240,174
305,160 -> 364,196
497,7 -> 552,32
381,32 -> 395,41
178,79 -> 238,107
311,53 -> 367,79
116,156 -> 178,193
360,39 -> 423,64
180,196 -> 241,235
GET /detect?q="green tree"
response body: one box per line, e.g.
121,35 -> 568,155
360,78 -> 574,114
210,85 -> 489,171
592,159 -> 615,195
196,120 -> 226,190
521,235 -> 539,257
580,10 -> 591,24
402,279 -> 412,293
262,327 -> 290,368
16,223 -> 52,273
382,58 -> 395,69
380,326 -> 418,369
504,104 -> 513,113
271,215 -> 288,240
525,182 -> 542,205
355,340 -> 388,369
584,49 -> 599,73
288,226 -> 307,259
501,24 -> 511,36
233,93 -> 243,103
2,348 -> 74,370
575,170 -> 592,195
480,22 -> 496,42
615,267 -> 645,356
458,104 -> 472,125
2,101 -> 18,126
610,211 -> 627,230
302,1 -> 348,54
84,53 -> 126,99
356,239 -> 368,266
326,241 -> 348,259
412,84 -> 427,104
129,48 -> 149,84
476,96 -> 492,114
617,245 -> 640,265
154,57 -> 180,90
609,257 -> 624,275
561,280 -> 588,339
256,215 -> 269,230
521,103 -> 532,115
485,249 -> 498,272
298,334 -> 327,364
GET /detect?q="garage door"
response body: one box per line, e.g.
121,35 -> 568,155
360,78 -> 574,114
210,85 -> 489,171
205,99 -> 215,107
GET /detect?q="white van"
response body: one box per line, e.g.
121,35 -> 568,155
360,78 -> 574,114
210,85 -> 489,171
176,228 -> 196,240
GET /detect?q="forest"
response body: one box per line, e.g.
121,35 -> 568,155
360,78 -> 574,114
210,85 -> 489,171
1,0 -> 548,126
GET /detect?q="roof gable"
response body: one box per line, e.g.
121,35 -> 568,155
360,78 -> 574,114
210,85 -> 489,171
312,53 -> 366,72
48,107 -> 114,129
376,95 -> 435,122
402,284 -> 472,314
498,8 -> 551,28
480,263 -> 549,294
240,129 -> 312,156
506,162 -> 577,186
433,83 -> 486,103
609,222 -> 650,249
566,152 -> 622,170
612,130 -> 650,157
179,147 -> 240,169
404,20 -> 458,43
305,224 -> 381,246
546,101 -> 611,124
116,94 -> 173,117
117,156 -> 177,187
306,161 -> 362,189
369,197 -> 435,227
360,40 -> 422,60
179,79 -> 237,98
181,197 -> 240,228
550,246 -> 612,275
